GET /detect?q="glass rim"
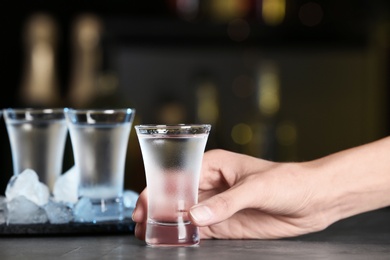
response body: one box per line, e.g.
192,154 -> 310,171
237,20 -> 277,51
64,108 -> 136,125
3,108 -> 66,121
135,124 -> 211,129
3,108 -> 66,114
64,107 -> 135,114
135,124 -> 211,135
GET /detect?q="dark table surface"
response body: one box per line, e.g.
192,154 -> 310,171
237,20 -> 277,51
0,208 -> 389,259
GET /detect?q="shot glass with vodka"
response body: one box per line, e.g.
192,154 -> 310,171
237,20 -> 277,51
3,108 -> 68,193
65,108 -> 136,222
135,124 -> 211,247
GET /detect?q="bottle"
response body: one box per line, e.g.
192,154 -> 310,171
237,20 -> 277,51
67,14 -> 103,108
19,13 -> 61,107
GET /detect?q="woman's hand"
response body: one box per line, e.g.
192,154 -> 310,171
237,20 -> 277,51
133,149 -> 333,239
133,137 -> 390,240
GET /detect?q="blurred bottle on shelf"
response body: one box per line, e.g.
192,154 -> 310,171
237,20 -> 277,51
229,60 -> 294,161
19,13 -> 61,108
246,61 -> 281,160
192,72 -> 221,150
250,60 -> 297,161
67,14 -> 103,108
67,13 -> 127,109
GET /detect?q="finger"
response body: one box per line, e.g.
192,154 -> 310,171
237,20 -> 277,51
200,149 -> 242,188
200,149 -> 273,189
132,188 -> 148,223
134,221 -> 147,240
189,183 -> 249,227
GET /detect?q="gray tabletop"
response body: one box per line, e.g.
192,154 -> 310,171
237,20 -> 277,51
0,208 -> 389,260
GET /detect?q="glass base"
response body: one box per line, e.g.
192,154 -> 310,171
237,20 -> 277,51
145,219 -> 200,247
73,197 -> 124,223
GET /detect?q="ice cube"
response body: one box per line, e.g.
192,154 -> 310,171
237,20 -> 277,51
123,190 -> 139,208
5,169 -> 50,207
0,196 -> 6,224
53,166 -> 80,204
7,196 -> 48,224
44,199 -> 73,224
122,190 -> 139,219
73,197 -> 94,223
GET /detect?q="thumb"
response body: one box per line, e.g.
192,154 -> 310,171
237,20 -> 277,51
189,186 -> 247,226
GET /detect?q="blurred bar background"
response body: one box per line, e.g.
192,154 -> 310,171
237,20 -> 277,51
0,0 -> 390,194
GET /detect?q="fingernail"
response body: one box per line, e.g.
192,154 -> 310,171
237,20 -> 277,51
190,205 -> 213,224
134,223 -> 139,237
132,208 -> 138,222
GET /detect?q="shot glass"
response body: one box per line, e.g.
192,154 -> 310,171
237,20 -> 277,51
3,108 -> 68,192
135,124 -> 211,247
64,108 -> 135,222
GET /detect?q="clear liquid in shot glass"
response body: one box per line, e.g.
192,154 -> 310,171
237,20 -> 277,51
137,133 -> 209,247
